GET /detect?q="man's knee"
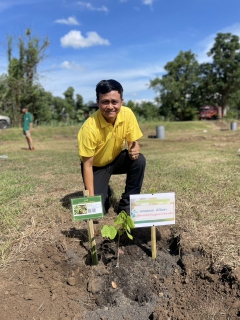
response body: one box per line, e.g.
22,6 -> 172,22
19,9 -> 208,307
136,153 -> 146,168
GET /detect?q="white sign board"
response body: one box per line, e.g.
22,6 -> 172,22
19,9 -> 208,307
130,193 -> 175,228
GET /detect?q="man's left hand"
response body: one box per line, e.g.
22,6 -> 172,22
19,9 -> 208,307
128,141 -> 140,160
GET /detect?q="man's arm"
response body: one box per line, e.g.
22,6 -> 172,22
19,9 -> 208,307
82,156 -> 94,196
128,141 -> 140,160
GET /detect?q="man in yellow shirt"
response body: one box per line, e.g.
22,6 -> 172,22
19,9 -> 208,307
78,79 -> 146,214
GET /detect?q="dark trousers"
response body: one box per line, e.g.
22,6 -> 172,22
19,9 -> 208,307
80,150 -> 146,212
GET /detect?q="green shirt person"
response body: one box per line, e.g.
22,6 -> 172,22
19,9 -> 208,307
22,106 -> 35,151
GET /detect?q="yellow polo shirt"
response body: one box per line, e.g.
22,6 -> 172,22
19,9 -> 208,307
78,106 -> 143,167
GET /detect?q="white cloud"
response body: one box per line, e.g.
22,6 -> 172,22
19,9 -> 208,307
142,0 -> 155,5
60,30 -> 110,48
60,60 -> 84,70
55,17 -> 79,26
77,2 -> 108,13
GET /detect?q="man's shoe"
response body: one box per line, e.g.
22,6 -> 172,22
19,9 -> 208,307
117,197 -> 130,215
116,206 -> 130,215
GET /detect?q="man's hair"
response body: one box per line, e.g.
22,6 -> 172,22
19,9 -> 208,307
96,79 -> 123,101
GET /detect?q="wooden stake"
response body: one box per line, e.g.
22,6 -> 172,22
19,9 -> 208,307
87,220 -> 98,265
151,226 -> 157,259
83,190 -> 90,197
84,190 -> 98,265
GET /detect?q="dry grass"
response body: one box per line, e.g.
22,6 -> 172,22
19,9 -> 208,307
0,120 -> 240,272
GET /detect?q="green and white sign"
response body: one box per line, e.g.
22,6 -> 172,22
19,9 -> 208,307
71,195 -> 104,221
130,193 -> 175,227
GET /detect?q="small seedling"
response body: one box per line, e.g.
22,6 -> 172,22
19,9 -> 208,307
101,211 -> 135,267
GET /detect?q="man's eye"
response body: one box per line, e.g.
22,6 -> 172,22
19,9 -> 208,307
102,100 -> 119,105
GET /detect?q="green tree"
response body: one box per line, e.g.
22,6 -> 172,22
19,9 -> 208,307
63,86 -> 75,106
0,74 -> 11,115
51,96 -> 71,121
227,90 -> 240,119
127,101 -> 139,117
63,86 -> 76,119
6,56 -> 23,125
125,100 -> 159,120
207,32 -> 240,115
150,50 -> 200,120
33,87 -> 54,123
197,63 -> 217,107
76,94 -> 84,110
134,101 -> 159,120
6,28 -> 49,125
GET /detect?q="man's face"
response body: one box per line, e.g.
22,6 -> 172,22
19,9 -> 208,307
97,91 -> 123,124
22,108 -> 27,114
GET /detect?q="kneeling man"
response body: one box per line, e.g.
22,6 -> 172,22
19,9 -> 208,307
78,79 -> 146,214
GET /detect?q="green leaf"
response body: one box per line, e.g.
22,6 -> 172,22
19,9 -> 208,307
114,215 -> 124,226
122,221 -> 127,230
126,216 -> 135,229
119,211 -> 127,220
122,210 -> 128,216
126,232 -> 133,240
101,225 -> 117,240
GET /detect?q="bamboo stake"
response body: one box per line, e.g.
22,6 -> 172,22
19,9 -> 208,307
83,190 -> 98,265
151,226 -> 157,259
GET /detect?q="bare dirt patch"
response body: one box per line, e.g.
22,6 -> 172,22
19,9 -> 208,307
1,208 -> 240,320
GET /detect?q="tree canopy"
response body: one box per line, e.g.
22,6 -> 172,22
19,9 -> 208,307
150,32 -> 240,120
150,50 -> 199,120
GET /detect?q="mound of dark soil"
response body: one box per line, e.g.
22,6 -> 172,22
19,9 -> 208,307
0,224 -> 240,320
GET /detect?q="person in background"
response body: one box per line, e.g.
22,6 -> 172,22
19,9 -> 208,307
78,79 -> 146,214
82,110 -> 89,124
22,106 -> 35,151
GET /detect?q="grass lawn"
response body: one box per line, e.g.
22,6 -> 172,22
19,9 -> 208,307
0,120 -> 239,271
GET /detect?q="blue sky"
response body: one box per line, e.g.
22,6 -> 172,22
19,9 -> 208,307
1,0 -> 240,104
